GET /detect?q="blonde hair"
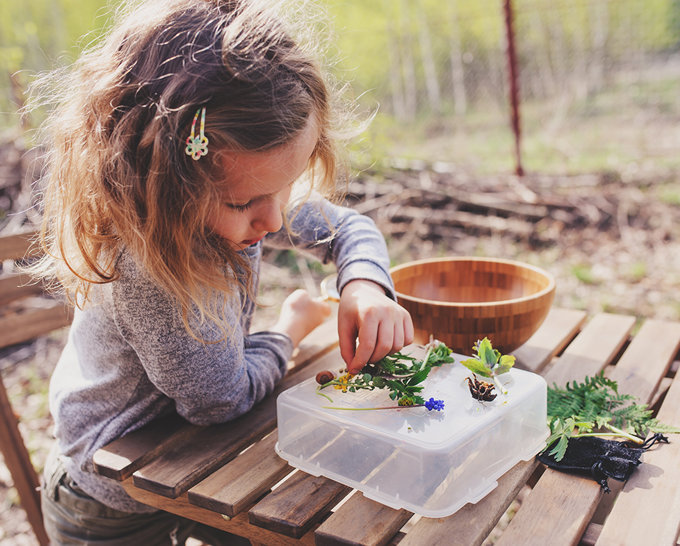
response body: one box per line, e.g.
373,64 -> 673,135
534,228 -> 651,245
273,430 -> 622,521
30,0 -> 343,334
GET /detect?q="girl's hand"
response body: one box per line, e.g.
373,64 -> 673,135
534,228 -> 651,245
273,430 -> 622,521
337,279 -> 414,374
272,289 -> 332,347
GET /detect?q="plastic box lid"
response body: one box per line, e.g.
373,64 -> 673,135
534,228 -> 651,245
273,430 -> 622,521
275,352 -> 548,518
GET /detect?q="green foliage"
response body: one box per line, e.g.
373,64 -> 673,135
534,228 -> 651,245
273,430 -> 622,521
3,0 -> 680,174
0,0 -> 110,126
319,340 -> 454,406
460,337 -> 516,379
571,264 -> 598,285
545,373 -> 680,461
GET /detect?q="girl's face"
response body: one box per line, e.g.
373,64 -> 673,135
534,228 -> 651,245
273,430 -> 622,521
209,118 -> 319,249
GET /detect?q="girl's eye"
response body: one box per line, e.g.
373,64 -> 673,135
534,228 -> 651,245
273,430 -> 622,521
227,202 -> 252,212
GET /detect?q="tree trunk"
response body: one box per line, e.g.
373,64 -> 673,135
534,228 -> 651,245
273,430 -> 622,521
398,0 -> 417,120
416,1 -> 441,114
448,0 -> 468,116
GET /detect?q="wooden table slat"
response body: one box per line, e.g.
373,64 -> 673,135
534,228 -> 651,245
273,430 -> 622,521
596,352 -> 680,545
399,459 -> 541,546
314,492 -> 413,546
542,312 -> 635,388
513,307 -> 587,373
494,315 -> 680,546
605,318 -> 680,403
132,348 -> 345,497
187,431 -> 292,517
120,477 -> 316,546
92,413 -> 198,480
248,470 -> 352,539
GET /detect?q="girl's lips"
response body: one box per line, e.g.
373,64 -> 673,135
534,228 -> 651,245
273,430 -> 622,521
241,234 -> 265,246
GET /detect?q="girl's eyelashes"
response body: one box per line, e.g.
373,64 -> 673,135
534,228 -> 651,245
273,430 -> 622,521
226,202 -> 253,212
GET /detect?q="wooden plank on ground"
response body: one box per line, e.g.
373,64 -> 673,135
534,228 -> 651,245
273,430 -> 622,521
188,431 -> 292,517
494,315 -> 680,546
248,470 -> 351,539
399,459 -> 540,546
595,329 -> 680,545
314,493 -> 412,546
121,477 -> 316,546
132,348 -> 344,497
513,308 -> 586,373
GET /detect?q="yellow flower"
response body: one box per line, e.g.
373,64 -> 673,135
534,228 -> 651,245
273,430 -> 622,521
333,373 -> 354,392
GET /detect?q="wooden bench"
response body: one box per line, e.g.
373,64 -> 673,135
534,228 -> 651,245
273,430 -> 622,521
0,229 -> 73,546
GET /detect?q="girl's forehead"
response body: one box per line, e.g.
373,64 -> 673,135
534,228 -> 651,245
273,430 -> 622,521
217,117 -> 320,198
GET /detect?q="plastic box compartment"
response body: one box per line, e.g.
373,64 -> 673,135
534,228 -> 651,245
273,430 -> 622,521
275,355 -> 548,518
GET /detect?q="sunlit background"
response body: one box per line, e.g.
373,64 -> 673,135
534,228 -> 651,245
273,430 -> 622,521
2,0 -> 679,175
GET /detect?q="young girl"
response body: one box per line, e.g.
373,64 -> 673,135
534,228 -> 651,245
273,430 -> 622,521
32,0 -> 413,543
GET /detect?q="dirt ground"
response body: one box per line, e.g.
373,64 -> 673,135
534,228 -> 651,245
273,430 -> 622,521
2,165 -> 680,544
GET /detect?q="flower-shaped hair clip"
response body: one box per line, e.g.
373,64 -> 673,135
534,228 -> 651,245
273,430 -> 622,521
185,107 -> 209,160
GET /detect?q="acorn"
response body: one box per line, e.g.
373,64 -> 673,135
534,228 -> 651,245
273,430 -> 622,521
315,370 -> 336,385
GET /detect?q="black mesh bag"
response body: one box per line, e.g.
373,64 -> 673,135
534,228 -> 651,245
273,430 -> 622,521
538,434 -> 668,492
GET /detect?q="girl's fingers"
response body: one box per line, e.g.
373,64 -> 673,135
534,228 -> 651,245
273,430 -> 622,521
338,320 -> 358,369
369,320 -> 395,364
404,313 -> 415,346
391,321 -> 405,355
349,314 -> 379,373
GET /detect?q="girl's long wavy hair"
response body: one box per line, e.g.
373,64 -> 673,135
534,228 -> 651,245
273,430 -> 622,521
30,0 -> 344,336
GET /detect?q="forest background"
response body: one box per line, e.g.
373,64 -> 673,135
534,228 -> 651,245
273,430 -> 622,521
1,0 -> 680,543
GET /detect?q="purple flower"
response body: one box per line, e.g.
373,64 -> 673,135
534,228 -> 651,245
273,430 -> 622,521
424,397 -> 445,411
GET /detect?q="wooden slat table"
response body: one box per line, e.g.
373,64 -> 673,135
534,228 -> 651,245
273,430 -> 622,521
93,308 -> 680,546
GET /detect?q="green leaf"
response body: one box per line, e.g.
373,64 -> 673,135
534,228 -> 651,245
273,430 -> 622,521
407,368 -> 430,386
548,435 -> 570,461
372,377 -> 386,388
495,354 -> 516,375
546,372 -> 680,461
475,338 -> 498,367
460,357 -> 492,377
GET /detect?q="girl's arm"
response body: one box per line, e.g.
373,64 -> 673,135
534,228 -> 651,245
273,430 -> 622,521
267,199 -> 413,373
111,253 -> 320,425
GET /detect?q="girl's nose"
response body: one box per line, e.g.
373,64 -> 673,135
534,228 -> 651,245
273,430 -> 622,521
252,199 -> 284,233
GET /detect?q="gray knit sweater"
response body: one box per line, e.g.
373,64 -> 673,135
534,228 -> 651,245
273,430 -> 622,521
48,199 -> 395,512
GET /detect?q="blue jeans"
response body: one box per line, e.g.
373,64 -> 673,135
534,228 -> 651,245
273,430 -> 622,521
41,446 -> 250,545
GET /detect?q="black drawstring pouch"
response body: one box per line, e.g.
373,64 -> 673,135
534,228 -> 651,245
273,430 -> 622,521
538,433 -> 669,492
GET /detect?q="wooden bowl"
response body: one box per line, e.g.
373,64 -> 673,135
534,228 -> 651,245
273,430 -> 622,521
391,257 -> 555,355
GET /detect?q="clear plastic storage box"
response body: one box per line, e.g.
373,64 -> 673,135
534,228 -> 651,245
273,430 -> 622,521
275,354 -> 548,518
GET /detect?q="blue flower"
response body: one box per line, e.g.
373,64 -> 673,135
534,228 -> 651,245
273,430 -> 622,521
424,397 -> 445,411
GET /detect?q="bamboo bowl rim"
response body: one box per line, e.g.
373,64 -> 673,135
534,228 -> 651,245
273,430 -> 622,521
390,257 -> 556,308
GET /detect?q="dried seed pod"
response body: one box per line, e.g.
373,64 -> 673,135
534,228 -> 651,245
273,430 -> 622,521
315,370 -> 336,385
465,374 -> 497,402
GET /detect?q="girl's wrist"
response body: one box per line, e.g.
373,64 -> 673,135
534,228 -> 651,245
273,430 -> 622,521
270,322 -> 305,348
342,278 -> 388,297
